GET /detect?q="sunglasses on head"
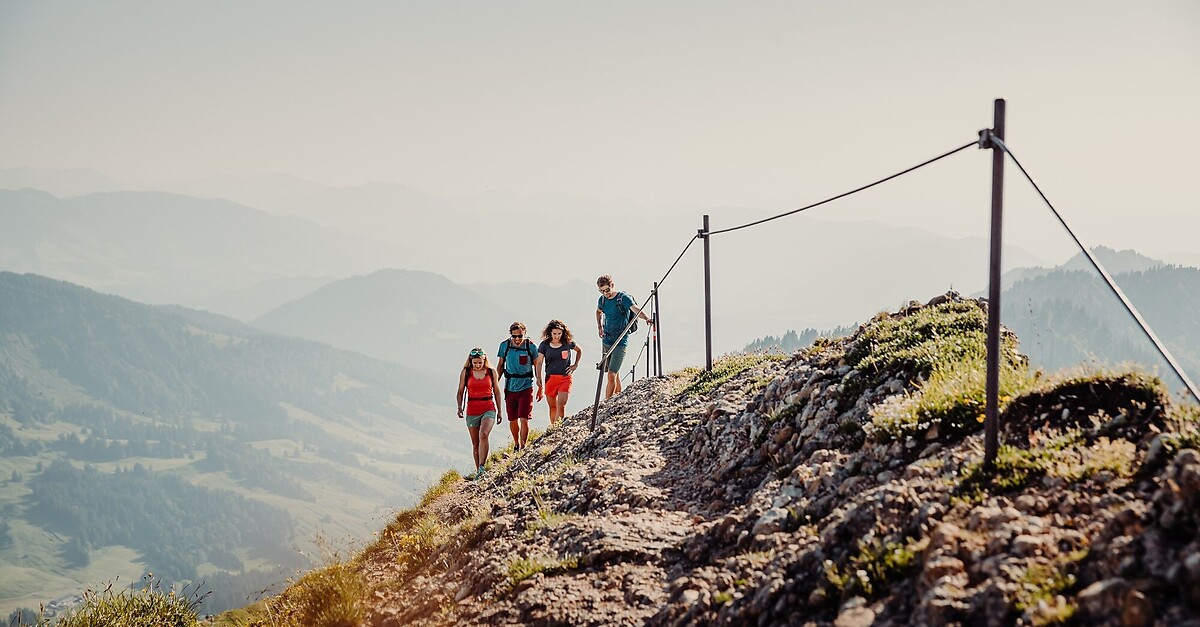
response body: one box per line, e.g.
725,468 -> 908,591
469,348 -> 485,357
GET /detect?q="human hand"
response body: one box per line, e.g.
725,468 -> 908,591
566,365 -> 576,375
536,386 -> 544,402
457,408 -> 464,418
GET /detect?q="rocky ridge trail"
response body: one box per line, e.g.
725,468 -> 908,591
351,295 -> 1200,627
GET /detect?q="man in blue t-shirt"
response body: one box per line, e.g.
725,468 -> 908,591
595,274 -> 653,399
497,321 -> 543,452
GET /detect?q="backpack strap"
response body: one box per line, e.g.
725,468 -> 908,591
500,340 -> 535,379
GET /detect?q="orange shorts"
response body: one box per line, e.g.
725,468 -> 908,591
545,374 -> 573,397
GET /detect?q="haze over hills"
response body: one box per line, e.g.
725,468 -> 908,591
998,246 -> 1168,290
253,269 -> 534,375
0,168 -> 124,198
0,188 -> 416,306
0,272 -> 464,617
190,275 -> 340,322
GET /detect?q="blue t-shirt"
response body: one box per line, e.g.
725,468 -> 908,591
497,339 -> 537,392
598,291 -> 636,347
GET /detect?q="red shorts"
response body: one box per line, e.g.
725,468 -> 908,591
545,374 -> 573,397
504,388 -> 534,421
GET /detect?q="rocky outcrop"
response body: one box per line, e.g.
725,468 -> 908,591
354,294 -> 1200,627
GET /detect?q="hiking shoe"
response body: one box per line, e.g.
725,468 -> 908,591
477,465 -> 486,476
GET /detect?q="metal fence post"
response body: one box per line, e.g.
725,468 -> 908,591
983,98 -> 1006,469
702,215 -> 713,372
644,335 -> 650,378
590,353 -> 609,431
653,281 -> 662,376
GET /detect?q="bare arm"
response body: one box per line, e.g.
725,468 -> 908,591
534,353 -> 545,400
491,368 -> 503,402
596,308 -> 604,338
630,303 -> 653,324
456,369 -> 467,417
567,344 -> 583,375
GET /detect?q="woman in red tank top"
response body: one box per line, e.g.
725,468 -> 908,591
456,347 -> 503,477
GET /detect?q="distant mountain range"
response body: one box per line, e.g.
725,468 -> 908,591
998,248 -> 1200,388
0,188 -> 419,306
0,272 -> 462,617
0,178 -> 1047,351
254,269 -> 524,375
251,270 -> 611,376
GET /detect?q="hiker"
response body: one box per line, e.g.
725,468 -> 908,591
595,275 -> 653,399
496,322 -> 543,452
538,319 -> 583,426
455,347 -> 503,477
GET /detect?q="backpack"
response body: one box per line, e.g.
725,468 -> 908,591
599,291 -> 638,334
501,339 -> 537,380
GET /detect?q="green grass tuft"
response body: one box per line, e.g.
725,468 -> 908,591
678,354 -> 785,397
956,435 -> 1135,503
28,577 -> 205,627
846,301 -> 991,375
860,302 -> 1030,444
1013,549 -> 1087,625
505,554 -> 581,592
418,469 -> 462,508
824,537 -> 921,599
258,560 -> 366,627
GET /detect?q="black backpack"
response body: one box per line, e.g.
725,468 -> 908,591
599,292 -> 638,334
501,339 -> 537,380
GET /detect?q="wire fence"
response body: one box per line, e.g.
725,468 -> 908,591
587,100 -> 1198,473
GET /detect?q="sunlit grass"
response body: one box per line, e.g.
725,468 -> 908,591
238,561 -> 366,627
16,576 -> 207,627
678,354 -> 786,397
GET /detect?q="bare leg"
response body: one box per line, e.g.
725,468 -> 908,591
546,396 -> 558,426
477,419 -> 493,469
605,371 -> 622,399
518,417 -> 530,449
468,426 -> 481,469
508,419 -> 520,449
555,391 -> 569,421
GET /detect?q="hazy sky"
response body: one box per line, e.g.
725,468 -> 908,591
3,1 -> 1199,261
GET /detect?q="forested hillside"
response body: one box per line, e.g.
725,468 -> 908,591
1000,263 -> 1200,384
0,273 -> 463,617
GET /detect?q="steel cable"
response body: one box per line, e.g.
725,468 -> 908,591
989,134 -> 1200,402
709,140 -> 979,236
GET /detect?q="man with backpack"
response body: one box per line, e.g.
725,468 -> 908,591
595,275 -> 653,399
496,321 -> 543,452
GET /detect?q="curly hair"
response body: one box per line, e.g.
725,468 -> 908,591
541,319 -> 574,344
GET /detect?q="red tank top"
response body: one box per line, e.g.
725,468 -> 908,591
464,368 -> 496,416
